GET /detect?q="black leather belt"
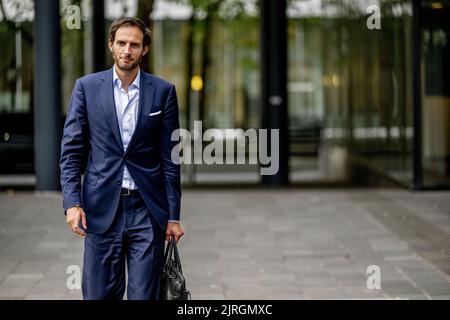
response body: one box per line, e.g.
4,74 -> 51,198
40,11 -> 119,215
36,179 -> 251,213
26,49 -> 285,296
120,188 -> 139,196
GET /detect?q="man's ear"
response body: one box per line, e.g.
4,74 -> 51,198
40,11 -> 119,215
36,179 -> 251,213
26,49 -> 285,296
108,39 -> 113,52
143,46 -> 149,56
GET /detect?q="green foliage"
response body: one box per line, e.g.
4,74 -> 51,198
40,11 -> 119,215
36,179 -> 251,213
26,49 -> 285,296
168,0 -> 260,70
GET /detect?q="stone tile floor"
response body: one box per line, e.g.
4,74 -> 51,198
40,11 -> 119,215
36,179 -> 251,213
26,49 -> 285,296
1,188 -> 450,300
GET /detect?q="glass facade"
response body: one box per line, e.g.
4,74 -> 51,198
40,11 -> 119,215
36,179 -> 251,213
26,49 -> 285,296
150,4 -> 262,185
288,0 -> 449,189
318,0 -> 415,186
421,1 -> 450,188
0,2 -> 34,173
0,0 -> 449,189
151,15 -> 261,131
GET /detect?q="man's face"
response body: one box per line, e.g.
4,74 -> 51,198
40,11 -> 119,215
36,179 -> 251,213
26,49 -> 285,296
108,25 -> 148,72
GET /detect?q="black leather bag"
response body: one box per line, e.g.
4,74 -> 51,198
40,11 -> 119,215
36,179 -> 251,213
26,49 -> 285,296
160,236 -> 191,300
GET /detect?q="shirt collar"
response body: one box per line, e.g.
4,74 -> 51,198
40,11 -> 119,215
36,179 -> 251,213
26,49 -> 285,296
113,66 -> 141,90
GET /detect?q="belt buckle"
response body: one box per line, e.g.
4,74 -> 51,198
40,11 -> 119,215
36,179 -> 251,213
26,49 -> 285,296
122,188 -> 131,196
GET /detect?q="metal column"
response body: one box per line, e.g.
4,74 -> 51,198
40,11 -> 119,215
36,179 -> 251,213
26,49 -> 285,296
412,0 -> 423,190
34,0 -> 62,191
261,0 -> 289,186
92,0 -> 106,72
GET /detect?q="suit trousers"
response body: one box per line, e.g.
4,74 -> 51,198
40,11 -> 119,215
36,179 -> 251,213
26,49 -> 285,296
82,191 -> 166,300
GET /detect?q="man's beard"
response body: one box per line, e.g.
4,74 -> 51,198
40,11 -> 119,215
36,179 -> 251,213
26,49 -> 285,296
114,53 -> 142,72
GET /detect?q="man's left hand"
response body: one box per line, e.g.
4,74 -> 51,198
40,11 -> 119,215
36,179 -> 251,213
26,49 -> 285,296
166,222 -> 184,242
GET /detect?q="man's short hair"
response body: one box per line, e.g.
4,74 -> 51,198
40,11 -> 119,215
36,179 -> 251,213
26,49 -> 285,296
108,17 -> 152,47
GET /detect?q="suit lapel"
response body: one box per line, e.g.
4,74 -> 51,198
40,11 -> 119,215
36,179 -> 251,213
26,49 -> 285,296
125,71 -> 155,155
100,68 -> 123,149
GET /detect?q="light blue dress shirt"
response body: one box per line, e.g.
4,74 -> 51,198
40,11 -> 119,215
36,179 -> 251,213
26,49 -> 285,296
113,66 -> 140,190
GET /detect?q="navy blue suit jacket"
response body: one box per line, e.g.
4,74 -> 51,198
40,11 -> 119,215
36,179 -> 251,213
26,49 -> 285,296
60,68 -> 181,234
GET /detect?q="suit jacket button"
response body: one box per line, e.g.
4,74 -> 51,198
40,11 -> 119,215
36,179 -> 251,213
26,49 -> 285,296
117,181 -> 121,185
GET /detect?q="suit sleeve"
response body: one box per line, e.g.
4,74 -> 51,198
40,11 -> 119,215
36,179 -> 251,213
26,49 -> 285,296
160,85 -> 181,221
60,79 -> 88,213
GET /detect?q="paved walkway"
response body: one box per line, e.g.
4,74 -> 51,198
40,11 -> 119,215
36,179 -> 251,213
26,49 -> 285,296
1,188 -> 450,299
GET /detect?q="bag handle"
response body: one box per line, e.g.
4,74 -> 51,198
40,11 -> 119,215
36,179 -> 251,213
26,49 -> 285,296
163,236 -> 175,271
163,236 -> 183,274
172,237 -> 183,274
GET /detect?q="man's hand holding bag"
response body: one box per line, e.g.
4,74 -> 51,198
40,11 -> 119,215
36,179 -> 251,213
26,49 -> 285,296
160,236 -> 191,300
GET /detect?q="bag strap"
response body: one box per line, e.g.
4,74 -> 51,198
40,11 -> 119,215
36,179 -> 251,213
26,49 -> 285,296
163,236 -> 184,274
172,237 -> 183,274
163,236 -> 175,271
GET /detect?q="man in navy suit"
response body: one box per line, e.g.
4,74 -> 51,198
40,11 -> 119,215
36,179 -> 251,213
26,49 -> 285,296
60,17 -> 184,300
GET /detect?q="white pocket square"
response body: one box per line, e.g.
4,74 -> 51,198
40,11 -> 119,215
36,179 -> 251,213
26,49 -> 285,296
149,110 -> 162,116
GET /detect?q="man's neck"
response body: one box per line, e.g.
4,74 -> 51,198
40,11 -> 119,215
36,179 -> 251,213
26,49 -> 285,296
114,65 -> 139,92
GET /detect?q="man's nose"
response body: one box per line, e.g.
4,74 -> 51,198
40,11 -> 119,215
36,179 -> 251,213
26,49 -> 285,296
123,45 -> 131,54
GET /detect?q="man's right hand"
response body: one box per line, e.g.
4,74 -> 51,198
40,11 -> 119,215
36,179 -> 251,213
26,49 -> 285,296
66,206 -> 87,237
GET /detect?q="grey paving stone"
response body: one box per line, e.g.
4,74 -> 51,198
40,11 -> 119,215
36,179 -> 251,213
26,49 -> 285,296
25,293 -> 67,300
0,277 -> 39,299
1,189 -> 450,300
26,280 -> 69,298
62,290 -> 83,300
191,293 -> 225,300
430,295 -> 450,300
380,280 -> 424,296
0,259 -> 21,279
303,287 -> 348,299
